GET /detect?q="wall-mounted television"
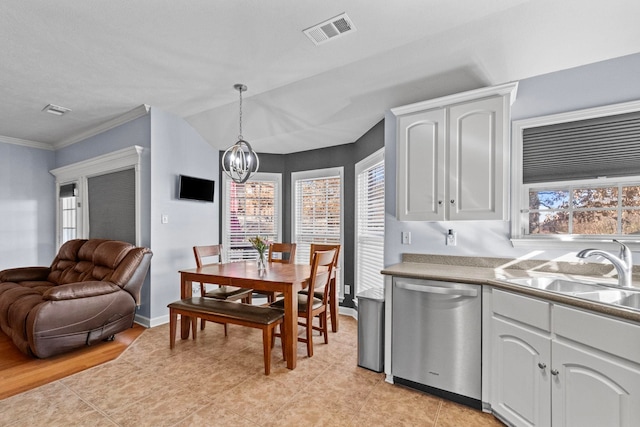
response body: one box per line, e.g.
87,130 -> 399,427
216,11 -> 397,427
178,175 -> 215,202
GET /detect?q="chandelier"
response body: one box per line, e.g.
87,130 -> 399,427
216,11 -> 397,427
222,84 -> 259,184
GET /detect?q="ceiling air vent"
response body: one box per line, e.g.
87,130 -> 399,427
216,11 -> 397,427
303,13 -> 356,46
42,104 -> 71,116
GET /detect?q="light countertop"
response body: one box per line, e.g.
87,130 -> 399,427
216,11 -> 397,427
382,254 -> 640,323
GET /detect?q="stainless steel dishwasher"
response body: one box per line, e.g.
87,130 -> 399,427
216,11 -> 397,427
392,277 -> 481,408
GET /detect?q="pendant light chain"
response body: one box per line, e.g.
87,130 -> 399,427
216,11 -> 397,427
238,86 -> 243,140
222,83 -> 259,184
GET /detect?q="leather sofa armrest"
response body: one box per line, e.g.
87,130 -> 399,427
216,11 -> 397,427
0,267 -> 51,283
44,281 -> 121,301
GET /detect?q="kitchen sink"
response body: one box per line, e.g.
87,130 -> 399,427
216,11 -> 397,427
504,277 -> 606,294
503,276 -> 640,312
613,292 -> 640,310
575,290 -> 628,304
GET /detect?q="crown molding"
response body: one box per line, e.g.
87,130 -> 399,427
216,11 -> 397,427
390,81 -> 519,117
0,134 -> 53,150
53,104 -> 151,150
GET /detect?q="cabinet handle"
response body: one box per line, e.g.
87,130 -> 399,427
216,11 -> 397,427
450,199 -> 455,204
438,200 -> 443,205
550,369 -> 559,376
538,362 -> 546,370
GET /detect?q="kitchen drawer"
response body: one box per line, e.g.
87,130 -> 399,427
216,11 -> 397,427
493,289 -> 551,332
553,305 -> 640,364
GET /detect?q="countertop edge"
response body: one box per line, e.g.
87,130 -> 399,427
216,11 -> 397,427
382,262 -> 640,323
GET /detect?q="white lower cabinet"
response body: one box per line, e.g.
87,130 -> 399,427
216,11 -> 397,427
552,340 -> 640,426
492,317 -> 551,426
489,289 -> 640,427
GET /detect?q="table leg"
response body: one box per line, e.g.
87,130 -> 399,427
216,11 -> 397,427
180,274 -> 193,340
330,277 -> 339,332
283,285 -> 298,369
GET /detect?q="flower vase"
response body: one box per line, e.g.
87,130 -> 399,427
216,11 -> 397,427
257,252 -> 267,270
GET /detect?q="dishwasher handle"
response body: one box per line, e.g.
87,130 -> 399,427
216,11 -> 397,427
395,282 -> 478,297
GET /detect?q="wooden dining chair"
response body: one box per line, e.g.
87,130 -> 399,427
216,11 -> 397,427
270,248 -> 336,357
268,242 -> 297,264
300,243 -> 341,332
193,244 -> 253,335
260,243 -> 297,302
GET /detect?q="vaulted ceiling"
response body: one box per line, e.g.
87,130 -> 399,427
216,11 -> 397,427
2,0 -> 640,153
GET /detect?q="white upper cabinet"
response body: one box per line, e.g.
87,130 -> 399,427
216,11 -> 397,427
397,108 -> 446,221
393,83 -> 517,221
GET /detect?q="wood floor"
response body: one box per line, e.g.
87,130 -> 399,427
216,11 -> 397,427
0,324 -> 145,400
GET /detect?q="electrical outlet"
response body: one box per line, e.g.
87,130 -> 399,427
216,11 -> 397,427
161,214 -> 169,224
344,285 -> 351,295
446,229 -> 457,246
402,231 -> 411,245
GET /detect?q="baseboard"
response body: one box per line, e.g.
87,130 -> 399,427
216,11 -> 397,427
137,308 -> 356,329
134,313 -> 169,328
339,306 -> 357,319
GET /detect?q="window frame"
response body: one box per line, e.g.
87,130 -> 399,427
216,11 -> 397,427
291,167 -> 344,297
355,148 -> 385,297
50,146 -> 143,248
221,172 -> 282,263
511,100 -> 640,249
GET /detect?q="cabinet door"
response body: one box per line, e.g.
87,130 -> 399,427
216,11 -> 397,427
552,341 -> 640,427
448,96 -> 507,220
396,108 -> 446,221
491,316 -> 551,427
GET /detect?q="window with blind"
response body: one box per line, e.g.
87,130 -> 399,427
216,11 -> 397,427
87,169 -> 136,244
292,167 -> 343,294
512,102 -> 640,242
222,173 -> 281,262
59,183 -> 78,244
355,149 -> 385,295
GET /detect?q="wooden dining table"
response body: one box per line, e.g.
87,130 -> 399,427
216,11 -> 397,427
178,261 -> 314,370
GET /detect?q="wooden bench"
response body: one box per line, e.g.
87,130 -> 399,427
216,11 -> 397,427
168,297 -> 285,375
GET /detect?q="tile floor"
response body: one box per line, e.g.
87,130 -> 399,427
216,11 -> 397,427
0,316 -> 503,426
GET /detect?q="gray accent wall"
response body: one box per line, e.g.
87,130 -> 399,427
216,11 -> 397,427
219,120 -> 385,307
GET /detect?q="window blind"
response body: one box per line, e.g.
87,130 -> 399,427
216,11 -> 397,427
59,183 -> 77,198
356,155 -> 385,294
87,168 -> 136,244
293,173 -> 342,265
523,111 -> 640,183
223,176 -> 280,262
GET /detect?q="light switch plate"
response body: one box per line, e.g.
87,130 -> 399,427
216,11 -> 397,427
402,231 -> 411,245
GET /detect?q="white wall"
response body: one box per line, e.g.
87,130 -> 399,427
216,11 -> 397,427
0,143 -> 56,269
147,107 -> 220,325
384,53 -> 640,268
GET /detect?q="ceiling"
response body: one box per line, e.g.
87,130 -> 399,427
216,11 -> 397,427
2,0 -> 640,154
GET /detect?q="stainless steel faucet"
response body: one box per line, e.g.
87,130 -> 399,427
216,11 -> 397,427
576,240 -> 634,288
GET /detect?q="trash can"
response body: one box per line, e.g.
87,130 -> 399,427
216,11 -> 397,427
357,287 -> 385,372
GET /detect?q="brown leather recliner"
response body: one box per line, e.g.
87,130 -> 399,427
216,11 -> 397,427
0,239 -> 152,358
